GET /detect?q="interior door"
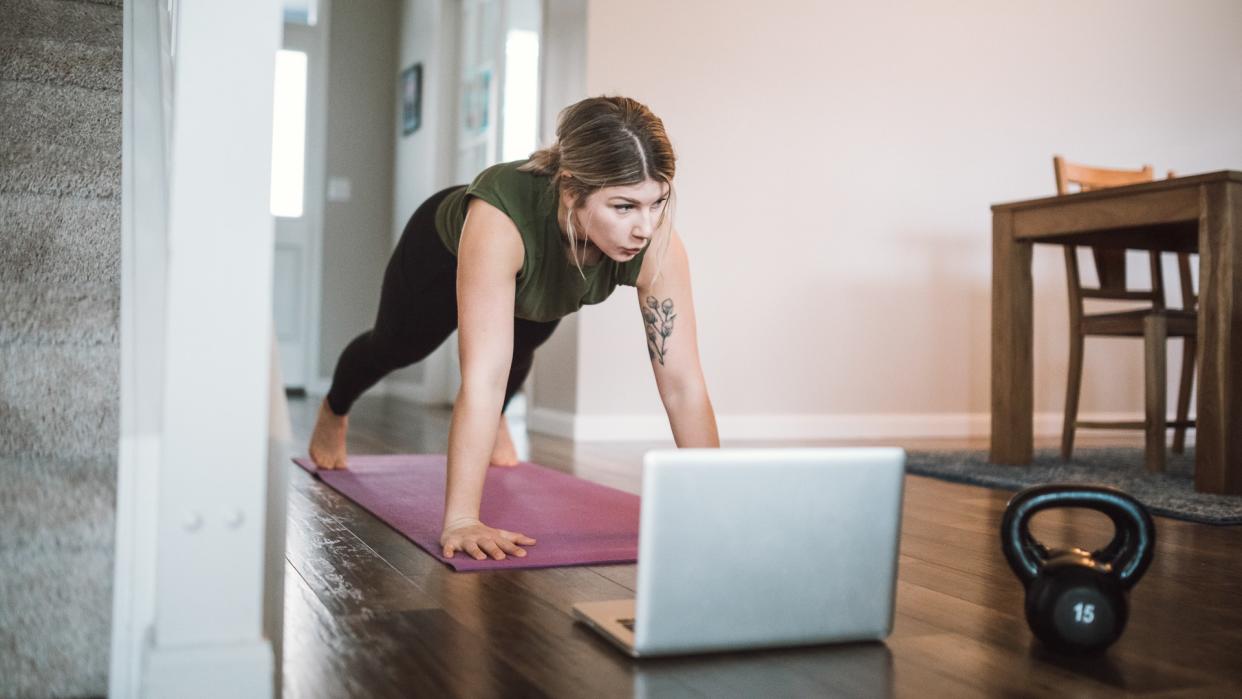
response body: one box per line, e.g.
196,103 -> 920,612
270,22 -> 325,389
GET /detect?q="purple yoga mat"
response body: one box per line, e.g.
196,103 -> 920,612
292,454 -> 639,572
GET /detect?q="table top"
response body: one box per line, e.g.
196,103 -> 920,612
991,170 -> 1242,212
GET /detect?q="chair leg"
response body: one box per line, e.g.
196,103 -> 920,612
1144,315 -> 1168,473
1062,332 -> 1085,461
1172,337 -> 1196,453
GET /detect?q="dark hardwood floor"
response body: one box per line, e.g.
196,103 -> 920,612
282,394 -> 1242,698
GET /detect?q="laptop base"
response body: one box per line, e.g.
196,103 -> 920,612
572,599 -> 639,657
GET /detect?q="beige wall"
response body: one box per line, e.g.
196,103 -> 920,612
318,0 -> 400,376
561,0 -> 1242,439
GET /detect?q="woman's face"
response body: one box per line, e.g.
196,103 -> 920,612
566,178 -> 670,262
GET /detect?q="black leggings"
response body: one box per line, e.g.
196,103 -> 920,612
325,185 -> 561,416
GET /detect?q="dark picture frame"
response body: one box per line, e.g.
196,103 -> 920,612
401,63 -> 422,136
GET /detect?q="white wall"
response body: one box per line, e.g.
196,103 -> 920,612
562,0 -> 1242,440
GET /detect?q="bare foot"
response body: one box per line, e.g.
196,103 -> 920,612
490,414 -> 520,467
308,399 -> 349,469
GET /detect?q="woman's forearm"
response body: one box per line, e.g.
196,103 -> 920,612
662,384 -> 720,448
443,386 -> 505,527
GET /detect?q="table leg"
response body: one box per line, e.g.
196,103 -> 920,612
1195,181 -> 1242,494
991,210 -> 1033,465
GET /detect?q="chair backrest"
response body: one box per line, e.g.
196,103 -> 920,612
1052,155 -> 1165,312
1166,170 -> 1199,313
1177,250 -> 1198,312
1054,157 -> 1154,194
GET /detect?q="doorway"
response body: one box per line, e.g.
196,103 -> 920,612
271,18 -> 328,390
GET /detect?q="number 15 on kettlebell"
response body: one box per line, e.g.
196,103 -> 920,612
1000,484 -> 1156,654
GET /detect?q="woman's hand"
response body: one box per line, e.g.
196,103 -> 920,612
439,518 -> 536,560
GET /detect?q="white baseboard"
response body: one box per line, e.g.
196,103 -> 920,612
308,376 -> 331,396
143,639 -> 273,698
383,378 -> 452,406
527,409 -> 1173,443
311,377 -> 533,418
528,407 -> 578,439
307,376 -> 450,407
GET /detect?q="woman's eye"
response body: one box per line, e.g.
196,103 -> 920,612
616,199 -> 664,213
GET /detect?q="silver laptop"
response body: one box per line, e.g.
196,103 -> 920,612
572,448 -> 905,657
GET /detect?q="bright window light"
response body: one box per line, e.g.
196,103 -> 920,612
502,30 -> 539,162
271,50 -> 308,218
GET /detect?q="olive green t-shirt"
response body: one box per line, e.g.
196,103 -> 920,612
434,159 -> 648,323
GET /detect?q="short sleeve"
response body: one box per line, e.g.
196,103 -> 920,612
458,162 -> 536,282
463,163 -> 512,219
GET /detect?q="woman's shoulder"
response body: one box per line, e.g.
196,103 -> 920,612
469,158 -> 545,193
466,159 -> 554,229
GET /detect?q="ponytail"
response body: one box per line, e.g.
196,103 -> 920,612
519,142 -> 561,176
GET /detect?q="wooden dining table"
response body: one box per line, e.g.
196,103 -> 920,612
990,171 -> 1242,495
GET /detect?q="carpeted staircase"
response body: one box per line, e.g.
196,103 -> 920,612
1,0 -> 123,694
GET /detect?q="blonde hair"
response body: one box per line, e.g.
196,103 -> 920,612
519,95 -> 677,281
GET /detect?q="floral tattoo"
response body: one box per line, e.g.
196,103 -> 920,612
643,296 -> 676,366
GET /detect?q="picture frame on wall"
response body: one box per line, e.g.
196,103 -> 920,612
401,63 -> 422,136
462,67 -> 491,135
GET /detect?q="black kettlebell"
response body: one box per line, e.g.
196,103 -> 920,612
1000,484 -> 1155,654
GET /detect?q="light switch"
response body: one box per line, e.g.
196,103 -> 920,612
327,176 -> 352,202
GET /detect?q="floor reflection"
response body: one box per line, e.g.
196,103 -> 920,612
632,642 -> 893,698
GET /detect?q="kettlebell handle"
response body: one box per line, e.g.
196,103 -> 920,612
1000,484 -> 1155,589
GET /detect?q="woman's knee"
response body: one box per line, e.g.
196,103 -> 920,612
513,318 -> 561,353
370,328 -> 446,371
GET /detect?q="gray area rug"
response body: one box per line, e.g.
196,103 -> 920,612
905,447 -> 1242,525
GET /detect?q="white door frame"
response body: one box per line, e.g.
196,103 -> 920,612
273,11 -> 329,390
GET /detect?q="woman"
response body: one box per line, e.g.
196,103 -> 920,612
308,96 -> 719,561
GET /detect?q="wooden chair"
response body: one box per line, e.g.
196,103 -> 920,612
1053,156 -> 1197,472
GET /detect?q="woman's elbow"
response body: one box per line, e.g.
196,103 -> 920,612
658,376 -> 710,408
458,366 -> 509,402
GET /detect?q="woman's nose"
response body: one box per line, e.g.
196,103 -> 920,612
635,214 -> 655,239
